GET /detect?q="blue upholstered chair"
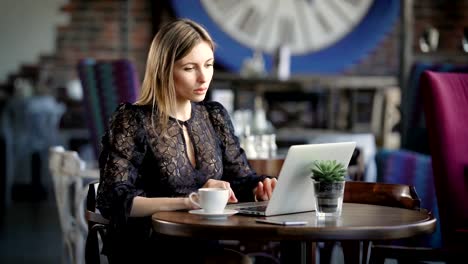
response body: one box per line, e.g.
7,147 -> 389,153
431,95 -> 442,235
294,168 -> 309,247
77,59 -> 140,159
375,149 -> 441,248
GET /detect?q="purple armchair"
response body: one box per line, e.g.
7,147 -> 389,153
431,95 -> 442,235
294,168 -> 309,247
369,71 -> 468,263
421,71 -> 468,248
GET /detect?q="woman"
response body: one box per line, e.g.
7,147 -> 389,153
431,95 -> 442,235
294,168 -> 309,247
96,19 -> 277,263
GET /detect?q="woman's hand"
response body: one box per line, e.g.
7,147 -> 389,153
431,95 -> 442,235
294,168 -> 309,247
254,178 -> 278,201
202,179 -> 238,203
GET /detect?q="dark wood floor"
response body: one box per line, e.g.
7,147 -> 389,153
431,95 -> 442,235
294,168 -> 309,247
0,195 -> 62,263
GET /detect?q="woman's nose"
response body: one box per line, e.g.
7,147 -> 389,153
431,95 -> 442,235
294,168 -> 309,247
197,71 -> 206,82
198,68 -> 210,82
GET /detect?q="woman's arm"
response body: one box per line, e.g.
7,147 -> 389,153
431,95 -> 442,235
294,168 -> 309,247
130,196 -> 195,217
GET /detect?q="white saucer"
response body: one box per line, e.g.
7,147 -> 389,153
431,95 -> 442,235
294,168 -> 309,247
189,209 -> 238,219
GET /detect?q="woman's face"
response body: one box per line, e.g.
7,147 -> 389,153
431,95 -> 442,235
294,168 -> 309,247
173,41 -> 214,103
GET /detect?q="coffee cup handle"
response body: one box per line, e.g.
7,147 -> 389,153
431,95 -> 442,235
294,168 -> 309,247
188,192 -> 201,208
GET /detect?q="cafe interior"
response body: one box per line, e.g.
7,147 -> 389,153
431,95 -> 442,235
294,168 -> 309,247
0,0 -> 467,263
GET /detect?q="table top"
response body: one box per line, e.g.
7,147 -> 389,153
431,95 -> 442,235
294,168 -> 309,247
152,203 -> 436,242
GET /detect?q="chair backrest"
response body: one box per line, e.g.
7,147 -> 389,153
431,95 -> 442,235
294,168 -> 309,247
343,181 -> 421,210
401,62 -> 468,153
85,180 -> 109,264
248,158 -> 284,177
375,149 -> 440,248
77,58 -> 140,159
421,71 -> 468,247
50,146 -> 104,264
49,146 -> 88,264
49,146 -> 85,232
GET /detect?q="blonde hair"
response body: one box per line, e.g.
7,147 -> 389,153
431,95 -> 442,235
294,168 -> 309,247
135,19 -> 215,129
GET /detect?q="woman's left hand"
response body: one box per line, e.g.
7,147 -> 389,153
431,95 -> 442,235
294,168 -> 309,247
253,178 -> 278,201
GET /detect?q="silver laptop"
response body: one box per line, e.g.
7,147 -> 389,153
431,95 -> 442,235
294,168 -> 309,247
227,142 -> 356,216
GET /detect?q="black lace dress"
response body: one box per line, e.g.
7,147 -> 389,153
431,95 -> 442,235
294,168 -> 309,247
96,101 -> 267,261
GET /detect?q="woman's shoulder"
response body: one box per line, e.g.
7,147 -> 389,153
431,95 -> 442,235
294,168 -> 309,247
199,101 -> 228,116
113,102 -> 150,115
110,103 -> 150,123
197,101 -> 233,128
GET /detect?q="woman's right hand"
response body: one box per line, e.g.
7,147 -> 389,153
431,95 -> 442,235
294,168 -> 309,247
202,179 -> 238,203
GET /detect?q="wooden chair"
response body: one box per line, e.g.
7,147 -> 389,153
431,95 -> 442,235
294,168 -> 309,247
343,181 -> 420,210
84,180 -> 109,264
339,181 -> 421,264
49,146 -> 99,264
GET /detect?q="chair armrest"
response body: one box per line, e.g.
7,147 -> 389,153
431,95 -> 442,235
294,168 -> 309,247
370,245 -> 449,263
86,210 -> 109,225
343,181 -> 421,210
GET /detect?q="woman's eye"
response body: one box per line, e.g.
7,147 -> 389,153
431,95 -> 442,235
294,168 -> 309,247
184,67 -> 194,71
206,63 -> 214,67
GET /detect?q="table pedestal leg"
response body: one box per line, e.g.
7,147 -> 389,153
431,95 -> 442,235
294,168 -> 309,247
280,241 -> 315,264
342,241 -> 362,264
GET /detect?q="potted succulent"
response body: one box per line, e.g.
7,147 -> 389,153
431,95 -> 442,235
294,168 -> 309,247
310,160 -> 347,217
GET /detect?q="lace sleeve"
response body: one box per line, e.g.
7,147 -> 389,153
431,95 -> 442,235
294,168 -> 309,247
205,101 -> 267,202
96,103 -> 148,228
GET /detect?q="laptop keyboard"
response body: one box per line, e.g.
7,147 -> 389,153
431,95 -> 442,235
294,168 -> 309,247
241,205 -> 267,212
226,200 -> 269,210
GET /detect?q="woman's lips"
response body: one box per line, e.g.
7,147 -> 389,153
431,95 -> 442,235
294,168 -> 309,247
194,88 -> 207,95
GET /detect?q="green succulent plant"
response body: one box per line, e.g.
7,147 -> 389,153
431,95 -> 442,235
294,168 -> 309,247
310,160 -> 347,183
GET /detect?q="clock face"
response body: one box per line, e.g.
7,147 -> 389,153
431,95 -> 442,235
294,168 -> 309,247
170,0 -> 400,74
200,0 -> 373,55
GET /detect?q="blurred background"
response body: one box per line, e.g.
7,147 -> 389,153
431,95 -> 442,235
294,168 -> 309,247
0,0 -> 467,263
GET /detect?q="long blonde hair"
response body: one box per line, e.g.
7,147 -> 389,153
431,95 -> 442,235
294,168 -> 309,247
135,19 -> 215,129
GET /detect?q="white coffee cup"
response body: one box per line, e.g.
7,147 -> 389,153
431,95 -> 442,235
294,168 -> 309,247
189,188 -> 229,214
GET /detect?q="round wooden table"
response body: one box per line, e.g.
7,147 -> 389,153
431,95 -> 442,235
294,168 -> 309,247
152,203 -> 436,263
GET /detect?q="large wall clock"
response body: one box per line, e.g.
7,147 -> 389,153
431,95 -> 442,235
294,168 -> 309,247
170,0 -> 399,74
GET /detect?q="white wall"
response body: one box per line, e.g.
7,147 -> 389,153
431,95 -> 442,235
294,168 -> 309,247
0,0 -> 68,83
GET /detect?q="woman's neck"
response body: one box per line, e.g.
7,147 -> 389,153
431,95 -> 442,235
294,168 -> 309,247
173,100 -> 192,121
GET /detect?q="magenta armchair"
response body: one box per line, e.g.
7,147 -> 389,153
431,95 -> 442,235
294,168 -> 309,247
421,70 -> 468,248
369,71 -> 467,263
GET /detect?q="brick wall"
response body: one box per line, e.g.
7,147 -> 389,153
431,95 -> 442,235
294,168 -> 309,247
346,0 -> 468,75
47,0 -> 155,87
413,0 -> 468,58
